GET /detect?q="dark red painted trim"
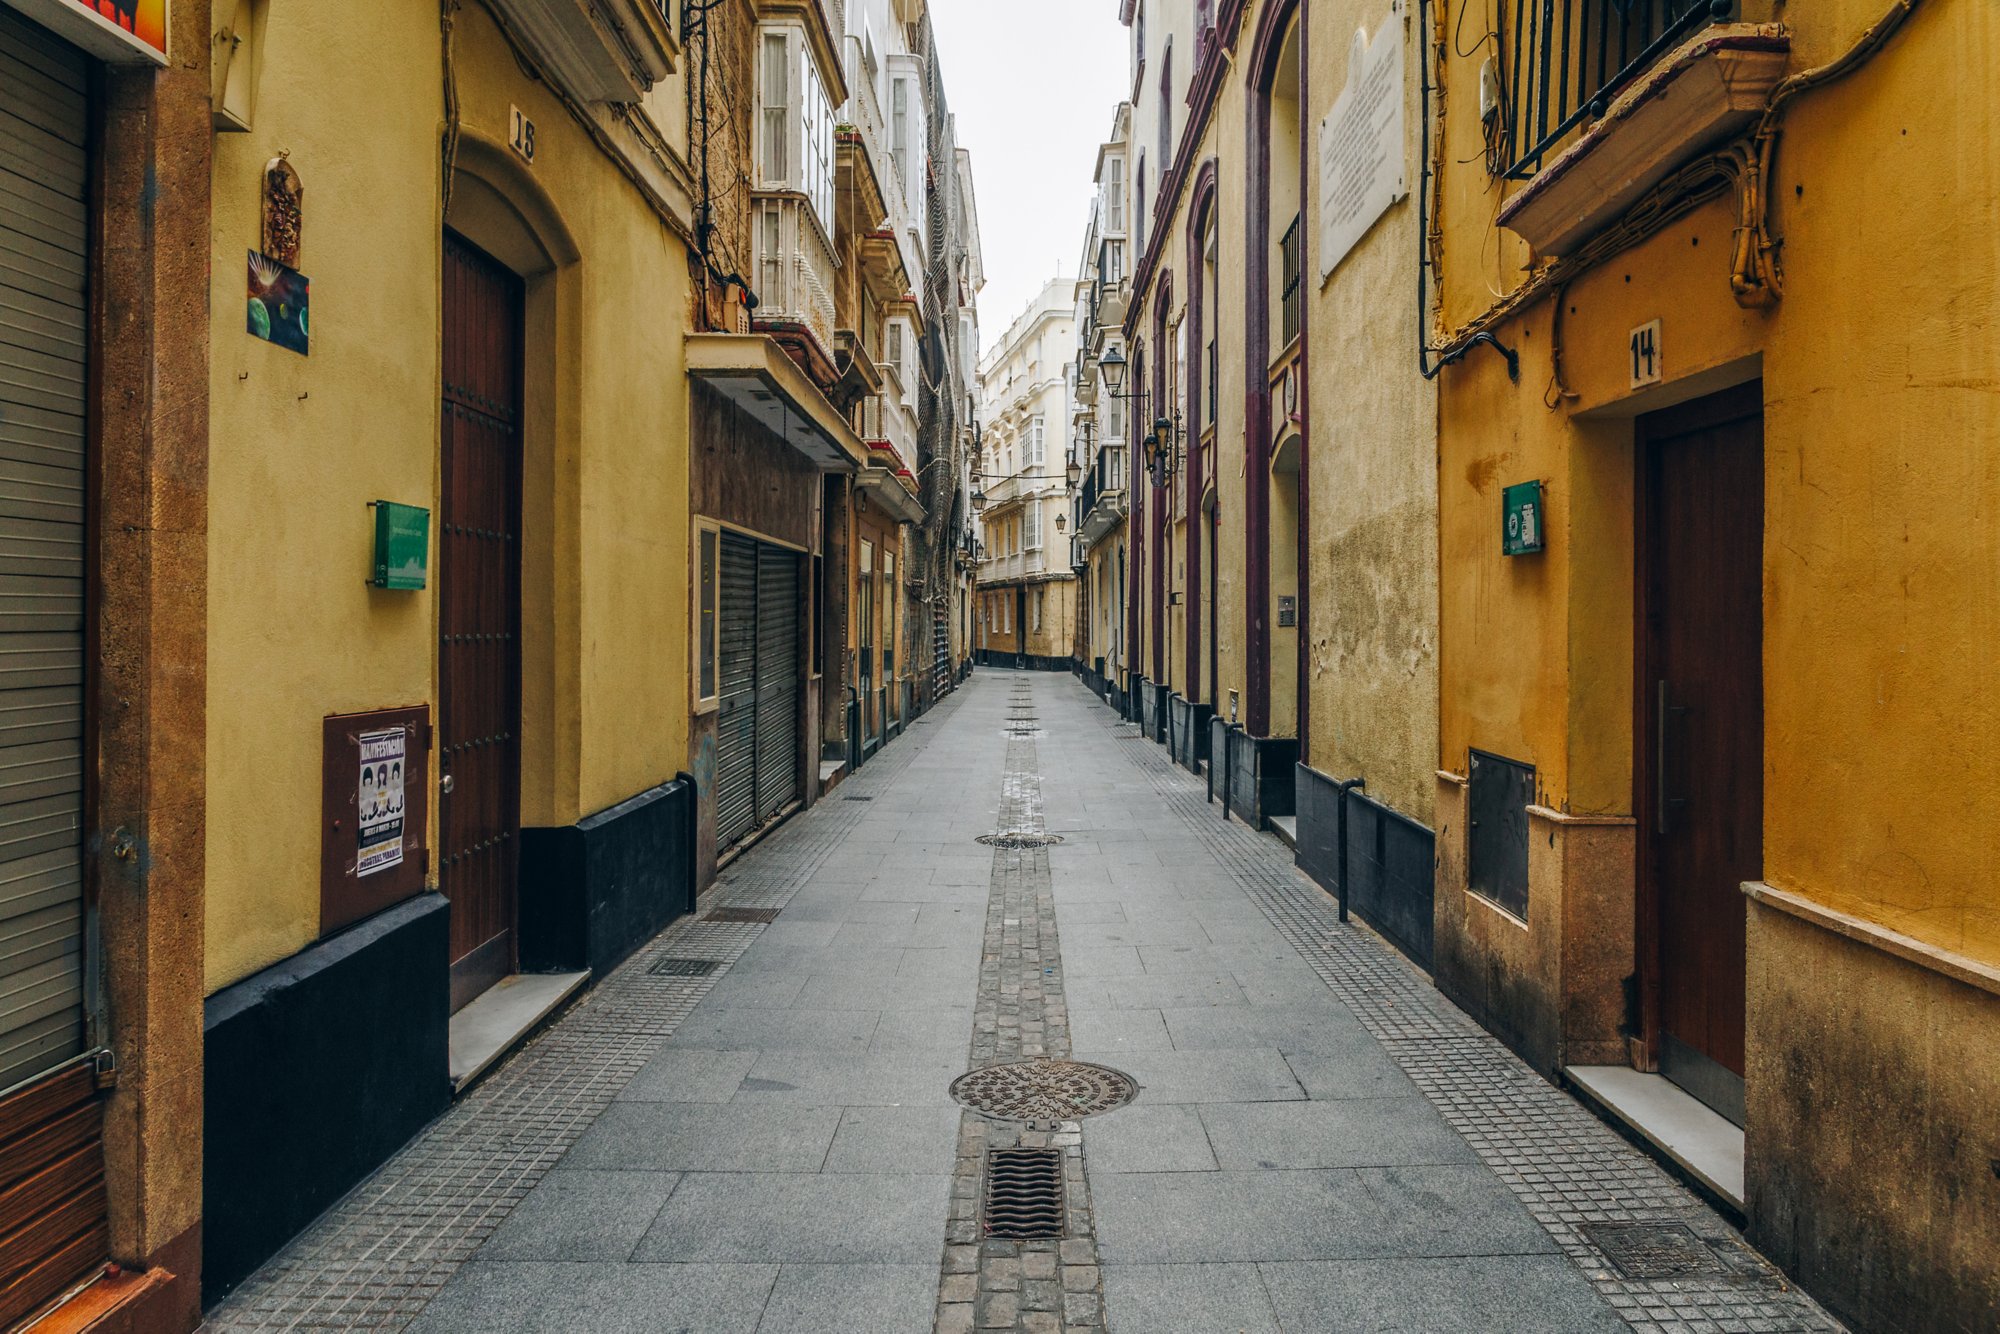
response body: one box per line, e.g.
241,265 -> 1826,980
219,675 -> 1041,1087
1185,159 -> 1219,702
1294,14 -> 1311,754
1126,343 -> 1144,682
1151,271 -> 1173,683
1241,0 -> 1299,740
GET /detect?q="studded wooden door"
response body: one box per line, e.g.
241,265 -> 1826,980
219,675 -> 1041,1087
439,233 -> 523,1012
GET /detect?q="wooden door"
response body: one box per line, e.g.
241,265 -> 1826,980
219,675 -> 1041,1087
439,233 -> 523,1012
1637,382 -> 1763,1125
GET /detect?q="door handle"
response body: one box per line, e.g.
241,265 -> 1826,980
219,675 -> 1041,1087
440,772 -> 456,797
1655,680 -> 1688,836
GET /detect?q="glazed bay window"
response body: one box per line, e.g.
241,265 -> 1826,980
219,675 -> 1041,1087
754,22 -> 837,356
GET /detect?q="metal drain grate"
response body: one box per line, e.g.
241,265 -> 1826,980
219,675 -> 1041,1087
1579,1222 -> 1729,1281
983,1149 -> 1065,1239
975,832 -> 1064,849
703,907 -> 780,924
951,1059 -> 1137,1121
843,794 -> 874,801
649,957 -> 720,977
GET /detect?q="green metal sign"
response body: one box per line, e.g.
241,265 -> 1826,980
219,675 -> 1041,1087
1502,480 -> 1544,557
371,501 -> 430,590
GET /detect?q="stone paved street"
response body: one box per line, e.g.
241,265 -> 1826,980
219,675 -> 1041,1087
204,673 -> 1840,1334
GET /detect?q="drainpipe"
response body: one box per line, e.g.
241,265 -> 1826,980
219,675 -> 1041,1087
1334,777 -> 1367,924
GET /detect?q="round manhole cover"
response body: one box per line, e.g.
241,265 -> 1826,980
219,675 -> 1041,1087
951,1060 -> 1138,1122
975,832 -> 1064,849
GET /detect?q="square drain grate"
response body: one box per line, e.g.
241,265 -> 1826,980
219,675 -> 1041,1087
983,1148 -> 1065,1240
649,957 -> 720,977
843,794 -> 874,801
1579,1221 -> 1729,1280
703,907 -> 781,924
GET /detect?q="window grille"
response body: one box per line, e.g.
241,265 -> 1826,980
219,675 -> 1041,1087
1279,213 -> 1303,348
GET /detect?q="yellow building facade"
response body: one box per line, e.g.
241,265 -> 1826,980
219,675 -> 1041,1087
199,0 -> 704,1305
1425,0 -> 1997,1327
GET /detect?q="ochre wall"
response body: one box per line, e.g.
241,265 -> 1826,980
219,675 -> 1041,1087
1301,0 -> 1438,823
205,3 -> 695,992
1435,0 -> 2000,960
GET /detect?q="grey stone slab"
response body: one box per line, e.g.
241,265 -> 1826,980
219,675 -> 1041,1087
1280,1045 -> 1423,1101
1196,1099 -> 1475,1170
1061,919 -> 1213,949
1068,971 -> 1249,1011
1068,1007 -> 1173,1052
1083,1104 -> 1218,1173
859,879 -> 989,902
1092,1167 -> 1559,1264
734,1051 -> 965,1107
1159,1004 -> 1369,1054
669,1007 -> 879,1054
777,899 -> 921,925
895,947 -> 977,980
634,1173 -> 950,1263
824,1104 -> 964,1173
1236,969 -> 1340,1005
745,920 -> 843,948
563,1102 -> 838,1172
792,972 -> 970,1012
1063,945 -> 1147,979
475,1170 -> 683,1262
618,1048 -> 759,1103
1258,1256 -> 1627,1333
869,1007 -> 976,1054
756,1264 -> 938,1332
406,1261 -> 775,1333
1050,901 -> 1129,924
694,970 -> 809,1010
1075,1048 -> 1304,1104
1101,1264 -> 1281,1334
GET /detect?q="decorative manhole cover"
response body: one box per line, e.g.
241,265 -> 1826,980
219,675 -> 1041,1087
975,832 -> 1064,849
650,957 -> 719,977
703,907 -> 780,924
983,1148 -> 1065,1239
951,1059 -> 1137,1121
1579,1222 -> 1728,1281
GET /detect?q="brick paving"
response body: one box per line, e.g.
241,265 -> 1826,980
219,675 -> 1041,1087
203,671 -> 1843,1333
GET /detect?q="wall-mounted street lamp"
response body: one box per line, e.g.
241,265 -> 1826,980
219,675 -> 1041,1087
1095,346 -> 1182,488
1055,512 -> 1067,534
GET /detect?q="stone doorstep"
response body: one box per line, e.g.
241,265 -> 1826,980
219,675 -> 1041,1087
1267,815 -> 1298,852
448,971 -> 591,1092
1565,1064 -> 1746,1213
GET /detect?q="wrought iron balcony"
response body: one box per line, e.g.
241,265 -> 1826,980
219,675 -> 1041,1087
1500,0 -> 1726,179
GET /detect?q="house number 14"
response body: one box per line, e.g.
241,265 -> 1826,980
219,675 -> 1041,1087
1629,319 -> 1662,389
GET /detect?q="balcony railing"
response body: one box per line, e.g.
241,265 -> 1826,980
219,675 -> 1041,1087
1501,0 -> 1720,179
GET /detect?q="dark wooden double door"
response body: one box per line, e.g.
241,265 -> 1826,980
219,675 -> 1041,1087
1636,383 -> 1763,1125
440,234 -> 523,1011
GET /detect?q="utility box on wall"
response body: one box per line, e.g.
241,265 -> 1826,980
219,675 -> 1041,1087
371,501 -> 430,589
321,706 -> 432,933
1501,480 -> 1544,556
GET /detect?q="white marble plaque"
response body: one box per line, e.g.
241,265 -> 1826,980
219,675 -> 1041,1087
1318,9 -> 1407,279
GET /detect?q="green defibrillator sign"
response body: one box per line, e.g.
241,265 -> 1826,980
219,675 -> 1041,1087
371,501 -> 431,590
1502,480 -> 1544,557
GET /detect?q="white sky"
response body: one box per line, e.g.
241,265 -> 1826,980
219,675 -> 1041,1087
929,0 -> 1129,354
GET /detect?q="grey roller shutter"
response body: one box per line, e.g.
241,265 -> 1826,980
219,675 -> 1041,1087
753,544 -> 799,823
714,532 -> 759,850
0,7 -> 88,1093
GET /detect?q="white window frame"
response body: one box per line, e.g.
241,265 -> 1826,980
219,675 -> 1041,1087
692,520 -> 720,712
1029,415 -> 1045,467
1106,157 -> 1125,234
1025,503 -> 1042,551
756,23 -> 835,235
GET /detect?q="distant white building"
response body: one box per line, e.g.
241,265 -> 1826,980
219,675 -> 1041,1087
974,278 -> 1080,669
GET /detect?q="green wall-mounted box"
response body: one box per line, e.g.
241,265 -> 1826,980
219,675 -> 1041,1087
371,502 -> 430,590
1502,480 -> 1544,557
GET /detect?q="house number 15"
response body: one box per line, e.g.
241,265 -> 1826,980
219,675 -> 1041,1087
1629,319 -> 1662,389
509,105 -> 537,165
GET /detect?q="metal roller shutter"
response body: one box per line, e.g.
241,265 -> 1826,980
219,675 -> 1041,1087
714,532 -> 759,850
753,544 -> 799,823
0,6 -> 88,1093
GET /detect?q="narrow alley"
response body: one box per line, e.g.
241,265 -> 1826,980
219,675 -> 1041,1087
201,674 -> 1834,1334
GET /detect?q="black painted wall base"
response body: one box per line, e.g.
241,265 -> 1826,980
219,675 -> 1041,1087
1137,678 -> 1159,738
1294,764 -> 1436,969
1209,717 -> 1235,806
203,893 -> 451,1306
520,776 -> 697,978
1227,732 -> 1299,828
1168,695 -> 1214,773
974,650 -> 1071,672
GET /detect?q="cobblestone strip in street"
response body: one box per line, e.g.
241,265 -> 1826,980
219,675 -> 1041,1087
938,679 -> 1106,1334
1092,696 -> 1842,1334
202,689 -> 967,1334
